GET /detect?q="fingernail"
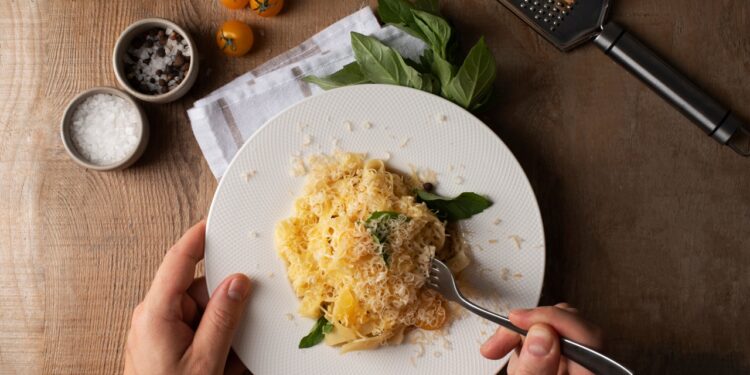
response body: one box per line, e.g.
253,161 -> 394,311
227,276 -> 251,301
525,326 -> 553,357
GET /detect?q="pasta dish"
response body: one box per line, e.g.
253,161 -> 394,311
275,152 -> 474,352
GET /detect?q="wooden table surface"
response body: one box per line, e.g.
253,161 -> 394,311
2,0 -> 749,373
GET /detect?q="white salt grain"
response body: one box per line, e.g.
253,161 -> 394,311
70,93 -> 140,165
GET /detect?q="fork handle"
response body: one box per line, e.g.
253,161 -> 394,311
459,297 -> 633,375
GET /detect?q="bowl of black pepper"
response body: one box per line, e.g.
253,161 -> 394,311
113,18 -> 199,103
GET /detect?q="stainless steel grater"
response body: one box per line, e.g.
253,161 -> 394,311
496,0 -> 750,156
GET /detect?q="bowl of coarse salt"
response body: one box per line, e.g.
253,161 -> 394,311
61,87 -> 149,171
113,18 -> 199,103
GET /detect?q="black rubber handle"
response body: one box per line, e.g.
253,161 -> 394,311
594,22 -> 748,155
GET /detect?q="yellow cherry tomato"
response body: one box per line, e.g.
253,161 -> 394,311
219,0 -> 249,10
251,0 -> 284,17
219,0 -> 250,9
216,20 -> 254,57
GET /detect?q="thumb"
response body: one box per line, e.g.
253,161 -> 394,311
514,324 -> 560,375
190,274 -> 252,372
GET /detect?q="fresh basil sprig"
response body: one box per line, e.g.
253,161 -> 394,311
351,32 -> 424,90
303,0 -> 497,112
302,62 -> 367,90
299,316 -> 334,349
416,190 -> 492,221
443,37 -> 496,110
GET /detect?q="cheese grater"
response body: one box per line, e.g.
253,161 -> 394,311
496,0 -> 750,156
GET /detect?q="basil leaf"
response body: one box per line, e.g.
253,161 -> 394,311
366,211 -> 403,223
411,9 -> 451,59
443,37 -> 497,110
377,0 -> 426,39
416,190 -> 493,221
404,57 -> 428,73
431,53 -> 455,94
377,0 -> 415,25
365,211 -> 409,265
302,62 -> 369,90
299,316 -> 333,348
414,0 -> 440,14
421,73 -> 440,94
351,32 -> 423,90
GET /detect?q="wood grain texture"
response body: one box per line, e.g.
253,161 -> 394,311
0,0 -> 748,374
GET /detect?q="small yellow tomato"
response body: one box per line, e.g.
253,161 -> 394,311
251,0 -> 284,17
219,0 -> 249,10
216,20 -> 254,57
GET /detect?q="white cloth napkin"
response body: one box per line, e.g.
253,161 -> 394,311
187,7 -> 426,179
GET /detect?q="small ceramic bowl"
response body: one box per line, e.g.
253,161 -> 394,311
113,18 -> 199,103
61,87 -> 149,171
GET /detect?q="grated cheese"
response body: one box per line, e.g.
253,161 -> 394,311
508,235 -> 524,250
275,152 -> 466,352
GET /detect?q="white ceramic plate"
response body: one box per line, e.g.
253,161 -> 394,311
206,84 -> 545,375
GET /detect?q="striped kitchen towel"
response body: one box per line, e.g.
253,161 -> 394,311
187,7 -> 426,179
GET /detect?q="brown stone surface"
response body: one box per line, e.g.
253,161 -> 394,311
1,0 -> 748,373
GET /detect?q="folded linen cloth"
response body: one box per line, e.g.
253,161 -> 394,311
187,7 -> 426,179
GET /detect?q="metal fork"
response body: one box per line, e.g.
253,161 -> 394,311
427,259 -> 633,375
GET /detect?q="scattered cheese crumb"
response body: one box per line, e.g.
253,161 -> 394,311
399,137 -> 410,148
331,137 -> 340,147
448,164 -> 455,172
302,134 -> 313,146
508,235 -> 525,250
344,121 -> 353,132
382,151 -> 391,161
480,330 -> 487,336
296,122 -> 307,131
290,156 -> 306,176
418,168 -> 438,184
493,218 -> 502,225
433,351 -> 443,358
363,121 -> 373,129
243,169 -> 257,182
454,176 -> 464,185
284,313 -> 294,321
249,230 -> 259,238
268,272 -> 275,278
434,113 -> 447,124
292,150 -> 301,157
500,267 -> 510,281
409,356 -> 417,367
512,272 -> 523,279
488,239 -> 499,244
535,244 -> 545,249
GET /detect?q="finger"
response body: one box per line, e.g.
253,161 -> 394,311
182,294 -> 199,326
555,302 -> 579,313
188,276 -> 209,309
480,326 -> 522,360
190,274 -> 252,373
509,307 -> 602,348
145,221 -> 207,318
507,346 -> 521,374
514,324 -> 560,375
224,349 -> 249,375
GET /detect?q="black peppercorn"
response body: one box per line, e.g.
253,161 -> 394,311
422,182 -> 434,191
156,48 -> 165,57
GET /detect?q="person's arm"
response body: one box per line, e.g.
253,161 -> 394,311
124,221 -> 252,375
481,303 -> 603,375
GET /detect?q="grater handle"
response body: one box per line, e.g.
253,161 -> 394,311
594,22 -> 750,156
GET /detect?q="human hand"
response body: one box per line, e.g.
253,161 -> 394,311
480,303 -> 603,375
124,221 -> 252,375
